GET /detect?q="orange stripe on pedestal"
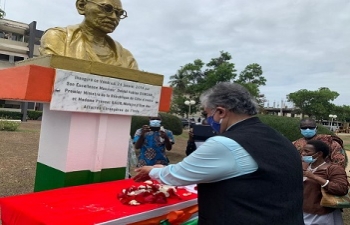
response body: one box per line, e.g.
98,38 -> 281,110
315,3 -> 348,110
0,65 -> 55,102
159,86 -> 172,112
0,65 -> 172,112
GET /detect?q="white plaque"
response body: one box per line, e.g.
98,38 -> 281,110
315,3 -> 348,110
50,69 -> 162,116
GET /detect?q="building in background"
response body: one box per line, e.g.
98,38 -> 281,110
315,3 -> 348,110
0,18 -> 43,117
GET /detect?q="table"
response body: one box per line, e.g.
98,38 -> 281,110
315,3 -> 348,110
0,179 -> 197,225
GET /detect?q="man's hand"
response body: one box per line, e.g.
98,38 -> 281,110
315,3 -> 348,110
141,125 -> 151,136
133,166 -> 154,182
160,130 -> 168,139
303,170 -> 316,180
159,126 -> 168,139
133,165 -> 164,182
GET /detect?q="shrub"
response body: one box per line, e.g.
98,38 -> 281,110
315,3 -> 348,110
0,120 -> 20,131
27,111 -> 43,120
130,113 -> 183,137
0,111 -> 22,120
159,113 -> 183,135
258,115 -> 333,141
130,115 -> 149,137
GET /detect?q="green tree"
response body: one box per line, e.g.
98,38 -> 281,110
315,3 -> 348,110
236,63 -> 267,106
199,51 -> 237,91
236,63 -> 266,86
169,51 -> 237,116
168,52 -> 267,116
169,60 -> 205,117
168,67 -> 190,95
169,95 -> 194,118
287,87 -> 339,119
333,105 -> 350,122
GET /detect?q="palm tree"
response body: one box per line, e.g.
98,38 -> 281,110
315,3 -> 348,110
169,68 -> 189,94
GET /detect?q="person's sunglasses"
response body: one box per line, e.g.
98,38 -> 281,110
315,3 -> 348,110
300,126 -> 316,130
86,0 -> 128,19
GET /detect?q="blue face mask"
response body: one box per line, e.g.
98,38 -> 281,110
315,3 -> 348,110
302,153 -> 318,164
300,128 -> 317,138
149,120 -> 161,127
207,111 -> 221,133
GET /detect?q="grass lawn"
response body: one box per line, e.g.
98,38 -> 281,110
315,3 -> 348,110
1,122 -> 350,223
338,133 -> 350,150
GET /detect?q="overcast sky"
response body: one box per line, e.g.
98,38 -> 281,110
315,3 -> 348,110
3,0 -> 350,107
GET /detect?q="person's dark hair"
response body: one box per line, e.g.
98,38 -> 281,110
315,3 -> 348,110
300,118 -> 316,126
306,140 -> 329,158
200,82 -> 258,115
149,114 -> 162,120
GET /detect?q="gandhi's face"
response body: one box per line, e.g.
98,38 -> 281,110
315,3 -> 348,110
84,0 -> 123,34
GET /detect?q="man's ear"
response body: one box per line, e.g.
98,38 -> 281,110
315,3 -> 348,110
76,0 -> 86,15
216,107 -> 227,118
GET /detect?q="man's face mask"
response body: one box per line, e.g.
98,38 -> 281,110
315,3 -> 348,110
300,126 -> 317,138
149,120 -> 161,127
206,110 -> 221,133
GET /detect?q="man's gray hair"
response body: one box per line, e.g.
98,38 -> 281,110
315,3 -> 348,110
200,82 -> 258,115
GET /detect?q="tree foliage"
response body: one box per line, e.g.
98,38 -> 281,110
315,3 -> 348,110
199,51 -> 237,91
169,51 -> 267,117
236,63 -> 266,86
332,105 -> 350,122
258,114 -> 333,141
287,87 -> 339,119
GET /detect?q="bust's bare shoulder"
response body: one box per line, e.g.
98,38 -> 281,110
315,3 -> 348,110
40,25 -> 80,56
42,25 -> 80,40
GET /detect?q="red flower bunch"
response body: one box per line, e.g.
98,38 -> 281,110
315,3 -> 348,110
117,180 -> 181,206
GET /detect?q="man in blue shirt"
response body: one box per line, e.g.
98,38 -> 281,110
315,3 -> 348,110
133,115 -> 174,166
133,82 -> 304,225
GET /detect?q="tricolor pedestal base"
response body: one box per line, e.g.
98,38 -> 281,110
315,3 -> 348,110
34,104 -> 131,192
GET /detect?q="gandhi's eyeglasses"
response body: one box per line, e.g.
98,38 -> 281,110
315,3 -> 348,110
86,0 -> 128,19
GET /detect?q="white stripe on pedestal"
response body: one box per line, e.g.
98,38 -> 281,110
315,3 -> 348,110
38,104 -> 131,173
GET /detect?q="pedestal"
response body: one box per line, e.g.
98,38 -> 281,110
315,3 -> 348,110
35,104 -> 131,191
0,56 -> 172,192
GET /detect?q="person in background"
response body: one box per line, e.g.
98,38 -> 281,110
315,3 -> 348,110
134,82 -> 304,225
125,137 -> 138,178
293,118 -> 346,168
133,115 -> 174,167
186,111 -> 209,156
302,140 -> 348,225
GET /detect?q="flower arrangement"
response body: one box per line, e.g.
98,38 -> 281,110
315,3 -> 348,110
117,180 -> 182,206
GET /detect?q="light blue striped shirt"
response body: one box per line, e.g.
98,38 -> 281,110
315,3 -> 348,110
149,136 -> 258,186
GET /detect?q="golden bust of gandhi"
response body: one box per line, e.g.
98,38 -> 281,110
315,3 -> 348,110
39,0 -> 138,70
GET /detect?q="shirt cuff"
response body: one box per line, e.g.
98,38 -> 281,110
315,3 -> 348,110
149,168 -> 163,182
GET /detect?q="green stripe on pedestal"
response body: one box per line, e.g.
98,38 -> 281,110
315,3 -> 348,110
34,162 -> 126,192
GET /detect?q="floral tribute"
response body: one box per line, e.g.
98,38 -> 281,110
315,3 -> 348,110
117,180 -> 182,206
